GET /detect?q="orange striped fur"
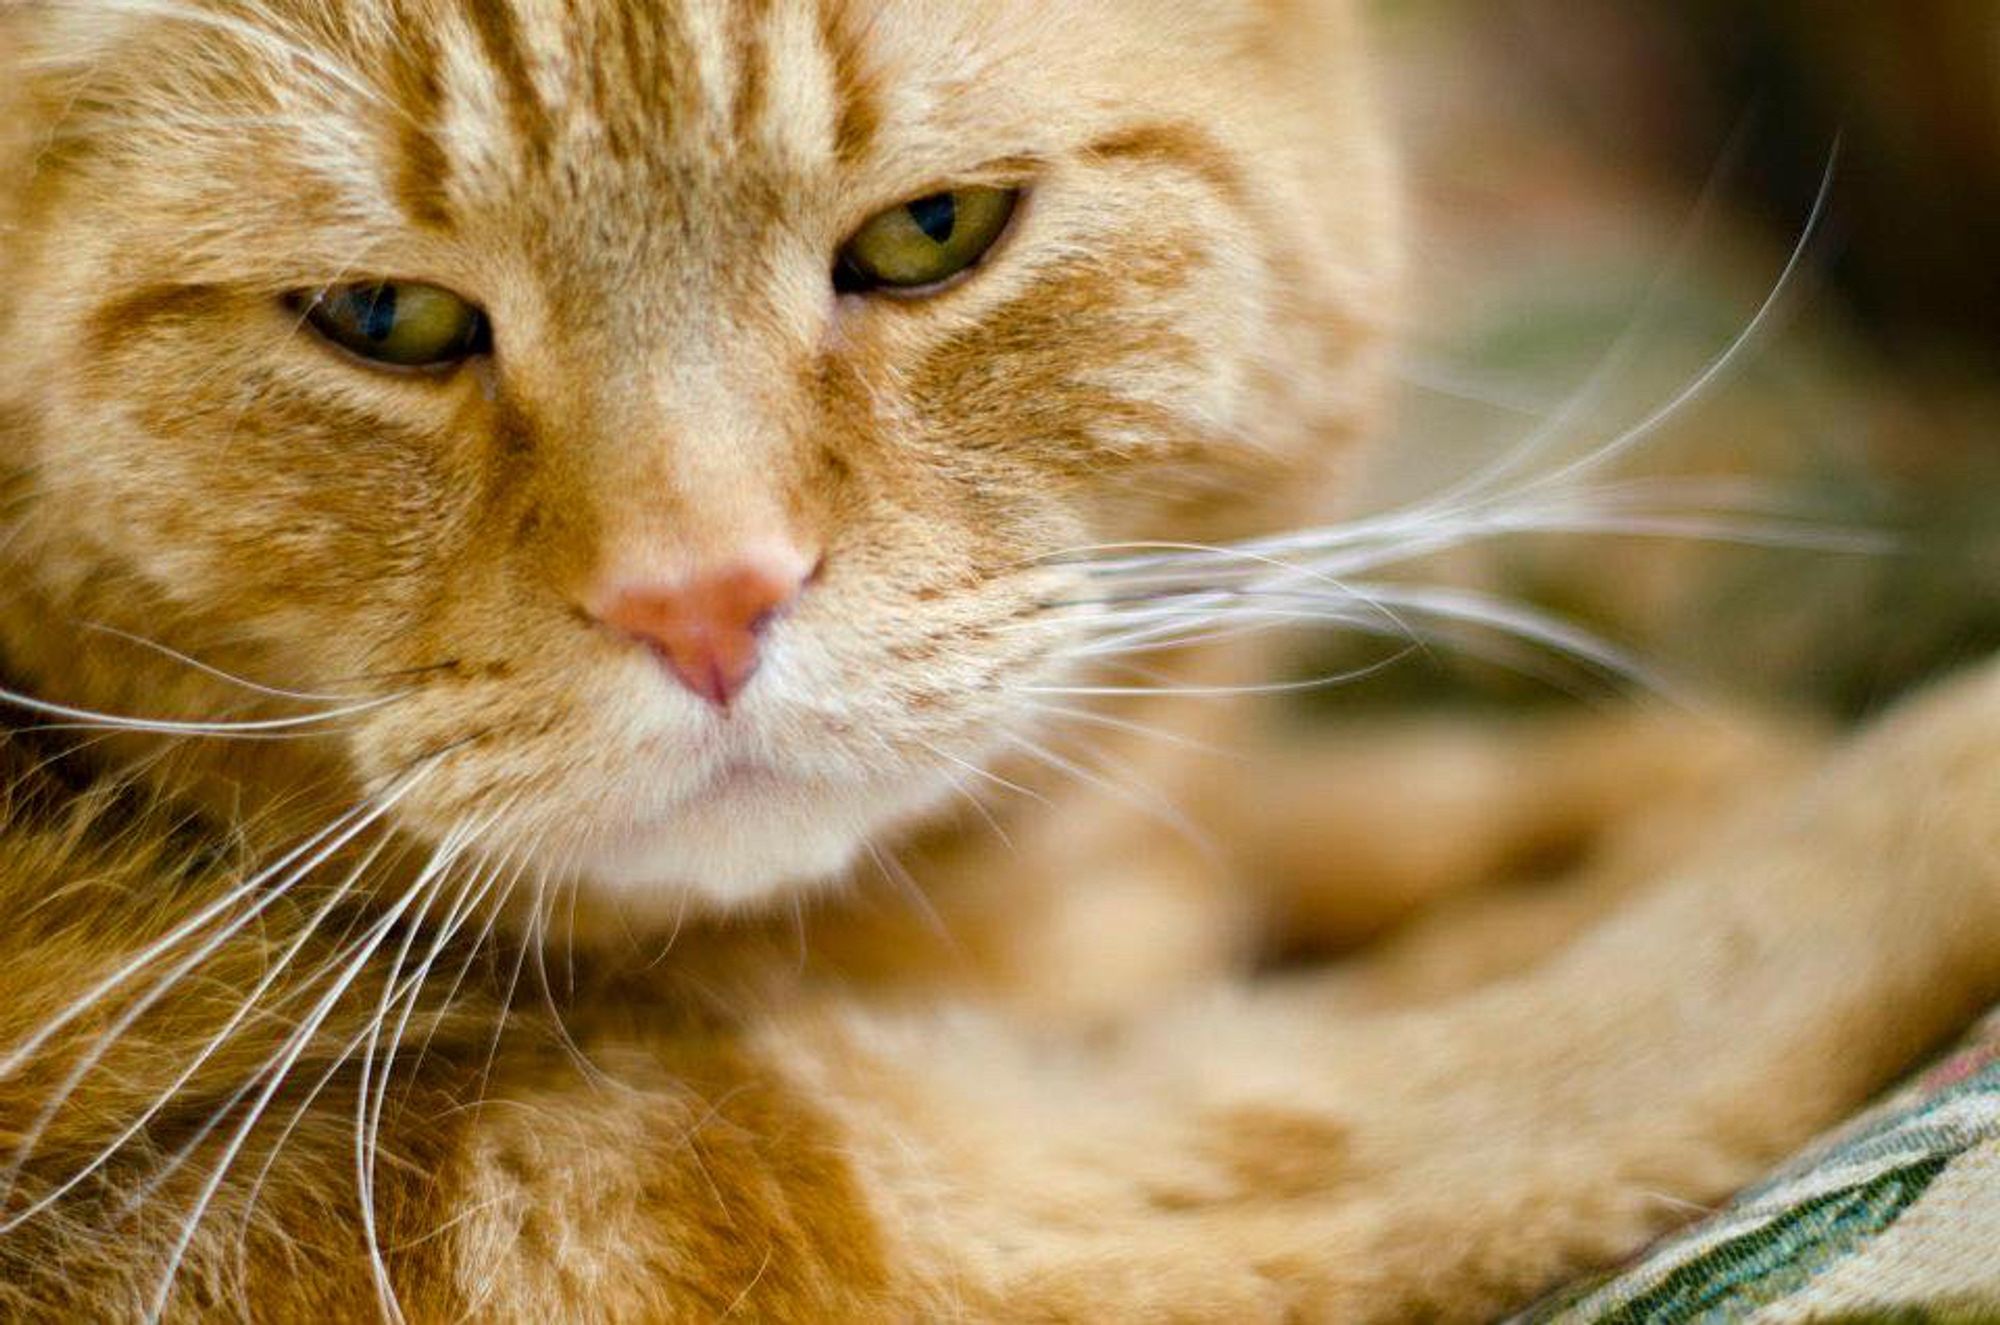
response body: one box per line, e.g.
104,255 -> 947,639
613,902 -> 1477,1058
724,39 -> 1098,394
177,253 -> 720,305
3,3 -> 1999,1320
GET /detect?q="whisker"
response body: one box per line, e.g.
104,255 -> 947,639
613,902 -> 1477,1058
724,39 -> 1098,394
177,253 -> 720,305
1054,578 -> 1662,699
643,888 -> 696,973
90,771 -> 442,1221
1062,489 -> 1881,596
141,865 -> 444,1323
73,622 -> 368,704
0,683 -> 409,740
913,737 -> 1053,809
1389,357 -> 1557,419
864,844 -> 955,948
0,823 -> 402,1234
561,863 -> 581,1003
353,828 -> 479,1325
359,836 -> 520,1315
526,863 -> 610,1090
1020,650 -> 1414,701
1000,731 -> 1212,857
385,841 -> 534,1117
0,772 -> 427,1088
233,843 -> 516,1250
1289,582 -> 1664,691
1419,114 -> 1768,512
469,891 -> 539,1124
1021,702 -> 1241,758
1512,136 -> 1844,500
932,766 -> 1016,852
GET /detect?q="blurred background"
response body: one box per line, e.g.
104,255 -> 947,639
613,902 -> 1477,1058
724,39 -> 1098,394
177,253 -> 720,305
1302,2 -> 2000,720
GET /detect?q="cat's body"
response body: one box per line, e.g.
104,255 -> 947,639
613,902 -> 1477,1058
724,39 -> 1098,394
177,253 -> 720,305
1,1 -> 1997,1320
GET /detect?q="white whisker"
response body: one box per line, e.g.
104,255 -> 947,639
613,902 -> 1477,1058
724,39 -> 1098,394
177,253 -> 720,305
913,737 -> 1053,809
1343,582 -> 1666,689
0,772 -> 429,1168
938,770 -> 1015,851
233,843 -> 516,1252
1001,732 -> 1212,856
354,828 -> 481,1325
1021,651 -> 1413,701
381,843 -> 532,1120
1418,118 -> 1766,512
526,864 -> 610,1090
0,823 -> 401,1234
72,623 -> 368,704
469,894 -> 539,1122
864,844 -> 954,948
1513,136 -> 1843,500
1022,702 -> 1239,758
0,683 -> 407,739
142,869 -> 441,1323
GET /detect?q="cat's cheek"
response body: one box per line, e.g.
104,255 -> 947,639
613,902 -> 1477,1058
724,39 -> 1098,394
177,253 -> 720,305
38,352 -> 473,634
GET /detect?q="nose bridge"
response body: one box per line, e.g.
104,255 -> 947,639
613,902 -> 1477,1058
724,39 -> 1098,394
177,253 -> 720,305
587,341 -> 808,581
670,366 -> 788,516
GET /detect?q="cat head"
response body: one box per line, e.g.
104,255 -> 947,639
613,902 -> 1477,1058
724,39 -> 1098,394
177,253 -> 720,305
0,0 -> 1398,919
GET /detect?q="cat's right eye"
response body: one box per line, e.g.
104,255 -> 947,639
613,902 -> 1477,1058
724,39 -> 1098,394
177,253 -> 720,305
836,187 -> 1021,295
291,281 -> 491,370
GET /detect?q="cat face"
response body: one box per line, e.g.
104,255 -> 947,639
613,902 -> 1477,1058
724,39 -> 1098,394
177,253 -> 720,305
0,0 -> 1396,917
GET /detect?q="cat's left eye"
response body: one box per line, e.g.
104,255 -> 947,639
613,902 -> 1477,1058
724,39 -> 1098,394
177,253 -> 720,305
292,281 -> 490,370
836,186 -> 1021,295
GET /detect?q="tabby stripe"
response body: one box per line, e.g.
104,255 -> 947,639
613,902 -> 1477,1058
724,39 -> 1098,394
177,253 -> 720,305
86,284 -> 228,361
460,0 -> 551,168
1086,123 -> 1253,215
730,0 -> 774,142
816,2 -> 879,165
390,11 -> 455,230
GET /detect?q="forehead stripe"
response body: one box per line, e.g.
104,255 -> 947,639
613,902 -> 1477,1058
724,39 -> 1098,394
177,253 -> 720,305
460,0 -> 552,165
814,3 -> 879,166
729,0 -> 773,141
1086,123 -> 1251,214
391,19 -> 456,229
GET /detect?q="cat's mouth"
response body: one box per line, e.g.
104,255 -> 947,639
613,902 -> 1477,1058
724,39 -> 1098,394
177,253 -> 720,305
633,752 -> 810,816
546,735 -> 957,916
363,592 -> 1040,921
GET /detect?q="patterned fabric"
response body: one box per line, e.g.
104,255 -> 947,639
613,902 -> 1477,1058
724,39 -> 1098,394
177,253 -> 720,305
1523,1013 -> 2000,1324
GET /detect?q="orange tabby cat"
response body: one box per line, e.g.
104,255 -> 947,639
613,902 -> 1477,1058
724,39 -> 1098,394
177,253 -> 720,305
2,1 -> 1997,1320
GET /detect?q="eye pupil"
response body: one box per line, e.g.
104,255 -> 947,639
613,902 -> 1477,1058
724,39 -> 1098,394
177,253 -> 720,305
906,193 -> 957,245
358,285 -> 398,343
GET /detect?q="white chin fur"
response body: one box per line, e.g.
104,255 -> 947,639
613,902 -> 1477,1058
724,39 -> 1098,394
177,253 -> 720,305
575,777 -> 949,919
585,819 -> 861,913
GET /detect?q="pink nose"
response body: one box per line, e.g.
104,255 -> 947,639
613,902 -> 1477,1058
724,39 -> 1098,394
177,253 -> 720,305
595,559 -> 811,710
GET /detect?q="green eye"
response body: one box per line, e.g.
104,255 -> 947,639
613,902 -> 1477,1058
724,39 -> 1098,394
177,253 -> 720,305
295,281 -> 490,369
836,186 -> 1021,294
